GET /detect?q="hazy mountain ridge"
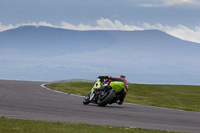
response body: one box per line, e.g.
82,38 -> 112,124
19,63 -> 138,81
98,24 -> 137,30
0,26 -> 200,85
0,26 -> 116,56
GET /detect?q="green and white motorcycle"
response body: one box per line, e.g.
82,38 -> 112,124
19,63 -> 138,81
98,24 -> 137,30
83,78 -> 125,106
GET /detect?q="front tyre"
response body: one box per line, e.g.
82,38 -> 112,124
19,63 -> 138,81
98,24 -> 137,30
83,92 -> 91,105
98,90 -> 116,107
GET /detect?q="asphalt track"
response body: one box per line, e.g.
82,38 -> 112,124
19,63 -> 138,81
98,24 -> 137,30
0,80 -> 200,133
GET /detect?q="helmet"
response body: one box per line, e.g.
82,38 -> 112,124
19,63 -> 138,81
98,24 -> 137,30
120,75 -> 126,79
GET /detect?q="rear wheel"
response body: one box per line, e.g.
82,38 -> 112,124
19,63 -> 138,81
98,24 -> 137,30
98,90 -> 116,107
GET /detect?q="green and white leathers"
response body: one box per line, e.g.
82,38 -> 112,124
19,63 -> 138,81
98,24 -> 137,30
91,79 -> 124,93
109,82 -> 124,92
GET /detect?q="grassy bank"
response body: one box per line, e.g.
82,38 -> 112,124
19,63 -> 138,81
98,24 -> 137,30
46,82 -> 200,112
0,118 -> 178,133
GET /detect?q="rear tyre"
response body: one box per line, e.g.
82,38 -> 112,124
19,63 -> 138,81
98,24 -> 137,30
98,90 -> 116,107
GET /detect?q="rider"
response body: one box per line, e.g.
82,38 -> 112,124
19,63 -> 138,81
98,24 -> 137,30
94,75 -> 128,105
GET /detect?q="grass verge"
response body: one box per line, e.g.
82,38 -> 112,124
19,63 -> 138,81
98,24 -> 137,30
46,82 -> 200,112
0,118 -> 178,133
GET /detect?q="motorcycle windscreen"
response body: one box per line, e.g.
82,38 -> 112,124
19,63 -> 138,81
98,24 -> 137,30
109,82 -> 124,92
91,79 -> 101,92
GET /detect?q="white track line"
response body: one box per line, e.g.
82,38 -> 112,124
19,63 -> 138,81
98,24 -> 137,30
40,83 -> 84,98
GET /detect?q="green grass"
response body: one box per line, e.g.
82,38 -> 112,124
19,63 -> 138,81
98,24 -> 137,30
46,82 -> 200,112
0,118 -> 178,133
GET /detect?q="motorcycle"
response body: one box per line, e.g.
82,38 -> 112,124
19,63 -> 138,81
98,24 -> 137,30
83,78 -> 125,106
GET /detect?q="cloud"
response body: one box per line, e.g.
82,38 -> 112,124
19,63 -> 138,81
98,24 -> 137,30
163,0 -> 199,6
61,18 -> 144,31
0,21 -> 57,32
143,23 -> 200,43
0,22 -> 16,32
0,18 -> 200,44
167,25 -> 200,44
138,0 -> 200,7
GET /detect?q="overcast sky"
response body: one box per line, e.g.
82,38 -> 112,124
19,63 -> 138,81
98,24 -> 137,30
0,0 -> 200,43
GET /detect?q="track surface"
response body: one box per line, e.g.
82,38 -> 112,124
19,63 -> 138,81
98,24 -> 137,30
0,80 -> 200,133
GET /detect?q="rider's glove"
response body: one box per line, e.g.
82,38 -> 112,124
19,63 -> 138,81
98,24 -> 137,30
93,88 -> 99,94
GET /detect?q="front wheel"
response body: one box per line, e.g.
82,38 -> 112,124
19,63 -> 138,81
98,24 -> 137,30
83,92 -> 91,105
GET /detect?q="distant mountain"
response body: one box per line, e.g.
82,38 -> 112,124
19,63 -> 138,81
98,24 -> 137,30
0,26 -> 200,85
0,26 -> 116,56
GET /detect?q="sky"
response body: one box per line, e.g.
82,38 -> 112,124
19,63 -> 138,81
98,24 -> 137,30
0,0 -> 200,43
